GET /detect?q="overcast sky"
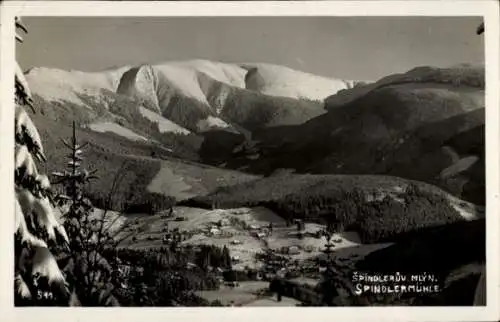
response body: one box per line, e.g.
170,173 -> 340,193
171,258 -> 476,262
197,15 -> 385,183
17,16 -> 484,81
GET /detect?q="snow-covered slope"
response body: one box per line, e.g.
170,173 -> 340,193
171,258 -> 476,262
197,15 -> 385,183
26,66 -> 128,106
138,106 -> 191,135
27,60 -> 359,109
169,59 -> 247,88
86,121 -> 148,142
325,64 -> 484,110
26,59 -> 360,133
114,60 -> 358,116
242,62 -> 363,101
197,116 -> 232,132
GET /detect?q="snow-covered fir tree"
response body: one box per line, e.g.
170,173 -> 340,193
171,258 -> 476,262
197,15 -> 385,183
52,121 -> 121,306
14,16 -> 71,306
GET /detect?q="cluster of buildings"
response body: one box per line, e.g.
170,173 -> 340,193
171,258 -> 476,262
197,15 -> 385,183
204,218 -> 235,238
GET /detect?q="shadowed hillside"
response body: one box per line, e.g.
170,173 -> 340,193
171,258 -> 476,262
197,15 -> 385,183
181,174 -> 483,244
356,219 -> 485,305
202,65 -> 485,205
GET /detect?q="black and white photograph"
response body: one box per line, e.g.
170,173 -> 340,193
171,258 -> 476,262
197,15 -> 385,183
2,1 -> 499,318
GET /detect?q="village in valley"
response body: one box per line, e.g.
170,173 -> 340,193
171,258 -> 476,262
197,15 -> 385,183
103,205 -> 368,305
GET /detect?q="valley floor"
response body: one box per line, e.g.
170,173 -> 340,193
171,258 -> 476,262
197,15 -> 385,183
99,206 -> 392,269
93,206 -> 395,305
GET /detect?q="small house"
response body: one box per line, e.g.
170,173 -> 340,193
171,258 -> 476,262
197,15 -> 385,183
160,208 -> 175,218
303,245 -> 314,253
288,246 -> 300,255
219,218 -> 230,227
118,265 -> 132,275
210,227 -> 221,236
265,273 -> 276,280
186,262 -> 197,270
221,231 -> 234,238
280,246 -> 289,254
248,224 -> 260,230
256,232 -> 267,239
225,281 -> 239,288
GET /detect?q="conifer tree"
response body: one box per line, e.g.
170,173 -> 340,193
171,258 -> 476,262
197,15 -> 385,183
476,22 -> 484,35
222,246 -> 231,269
14,16 -> 71,306
52,121 -> 122,306
318,225 -> 367,306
